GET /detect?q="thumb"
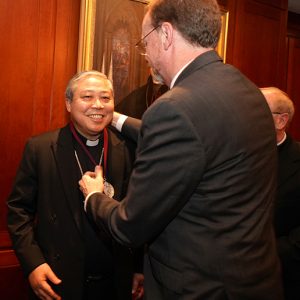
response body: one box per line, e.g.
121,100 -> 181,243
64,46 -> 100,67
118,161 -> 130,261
95,165 -> 103,178
46,268 -> 62,285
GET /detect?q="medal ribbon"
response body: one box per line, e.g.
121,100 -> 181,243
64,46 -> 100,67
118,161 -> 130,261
70,122 -> 108,176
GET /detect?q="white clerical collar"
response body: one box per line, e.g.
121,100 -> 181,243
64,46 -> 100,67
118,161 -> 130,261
277,132 -> 287,146
86,139 -> 99,146
170,59 -> 194,89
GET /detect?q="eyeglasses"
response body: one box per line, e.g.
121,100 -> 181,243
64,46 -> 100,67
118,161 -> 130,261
272,112 -> 288,115
135,25 -> 160,55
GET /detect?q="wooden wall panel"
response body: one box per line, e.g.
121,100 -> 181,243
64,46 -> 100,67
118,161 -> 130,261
254,0 -> 287,10
0,0 -> 80,298
0,0 -> 80,234
286,37 -> 300,140
229,0 -> 287,88
286,12 -> 300,140
0,265 -> 29,300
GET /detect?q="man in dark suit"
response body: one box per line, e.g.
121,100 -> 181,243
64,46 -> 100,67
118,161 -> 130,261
79,1 -> 283,299
261,87 -> 300,300
7,71 -> 143,300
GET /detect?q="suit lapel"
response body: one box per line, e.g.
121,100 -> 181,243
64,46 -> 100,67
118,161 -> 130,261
51,125 -> 84,236
106,129 -> 126,201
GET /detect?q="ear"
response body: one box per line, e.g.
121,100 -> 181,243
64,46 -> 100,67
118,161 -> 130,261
275,113 -> 289,130
65,99 -> 71,113
160,22 -> 173,51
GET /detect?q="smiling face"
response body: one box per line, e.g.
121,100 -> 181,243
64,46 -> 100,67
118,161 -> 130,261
66,75 -> 114,140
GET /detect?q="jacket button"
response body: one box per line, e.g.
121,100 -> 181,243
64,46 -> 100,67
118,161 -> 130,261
51,214 -> 57,222
54,253 -> 60,261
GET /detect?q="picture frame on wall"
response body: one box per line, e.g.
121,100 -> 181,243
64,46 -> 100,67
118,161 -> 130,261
78,0 -> 229,104
78,0 -> 149,105
130,0 -> 149,3
217,9 -> 229,63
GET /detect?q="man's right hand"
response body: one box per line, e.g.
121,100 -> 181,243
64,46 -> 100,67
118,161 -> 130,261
28,263 -> 62,300
79,165 -> 104,198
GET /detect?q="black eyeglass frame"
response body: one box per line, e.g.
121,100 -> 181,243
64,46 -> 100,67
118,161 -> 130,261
271,112 -> 288,115
135,25 -> 161,54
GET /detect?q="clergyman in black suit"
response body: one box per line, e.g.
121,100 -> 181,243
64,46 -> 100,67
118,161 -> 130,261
261,87 -> 300,300
116,68 -> 168,119
7,71 -> 143,300
79,1 -> 283,299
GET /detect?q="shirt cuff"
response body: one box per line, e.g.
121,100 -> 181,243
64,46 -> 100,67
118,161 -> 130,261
84,191 -> 100,212
115,114 -> 128,132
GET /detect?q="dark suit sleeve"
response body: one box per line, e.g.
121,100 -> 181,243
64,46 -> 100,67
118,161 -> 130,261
277,228 -> 300,263
121,117 -> 142,143
86,99 -> 205,247
6,139 -> 45,275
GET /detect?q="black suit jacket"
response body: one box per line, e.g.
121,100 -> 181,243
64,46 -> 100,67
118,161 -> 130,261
276,135 -> 300,298
7,124 -> 136,300
86,51 -> 283,299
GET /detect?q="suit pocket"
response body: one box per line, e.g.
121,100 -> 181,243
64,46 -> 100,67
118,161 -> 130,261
149,255 -> 183,294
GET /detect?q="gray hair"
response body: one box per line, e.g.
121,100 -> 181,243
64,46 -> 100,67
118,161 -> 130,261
260,87 -> 295,123
65,70 -> 113,101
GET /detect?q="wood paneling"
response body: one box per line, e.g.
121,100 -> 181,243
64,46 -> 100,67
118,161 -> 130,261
0,0 -> 80,298
0,0 -> 80,234
0,250 -> 19,267
288,11 -> 300,38
254,0 -> 287,10
229,0 -> 287,88
0,265 -> 29,300
286,37 -> 300,140
286,12 -> 300,140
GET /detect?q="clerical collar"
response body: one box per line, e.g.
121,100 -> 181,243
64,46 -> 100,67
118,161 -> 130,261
86,139 -> 99,146
277,132 -> 287,146
70,123 -> 103,147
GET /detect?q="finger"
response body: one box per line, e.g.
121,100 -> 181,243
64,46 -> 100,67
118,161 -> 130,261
131,279 -> 138,294
134,285 -> 144,299
82,174 -> 91,183
41,270 -> 61,299
39,282 -> 61,300
132,274 -> 144,297
95,165 -> 103,176
83,171 -> 96,177
136,286 -> 144,299
79,179 -> 85,189
47,269 -> 62,285
35,285 -> 55,300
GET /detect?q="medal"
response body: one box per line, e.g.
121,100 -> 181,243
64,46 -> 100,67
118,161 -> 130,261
104,180 -> 114,198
